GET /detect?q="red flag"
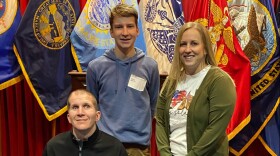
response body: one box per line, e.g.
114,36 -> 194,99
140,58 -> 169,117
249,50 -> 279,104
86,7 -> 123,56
79,0 -> 86,11
19,0 -> 29,15
182,0 -> 251,140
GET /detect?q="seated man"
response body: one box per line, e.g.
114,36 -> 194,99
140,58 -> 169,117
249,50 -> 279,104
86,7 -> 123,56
43,89 -> 127,156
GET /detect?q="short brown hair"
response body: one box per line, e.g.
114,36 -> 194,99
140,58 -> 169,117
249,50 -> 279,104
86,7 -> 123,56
67,89 -> 98,111
109,3 -> 138,29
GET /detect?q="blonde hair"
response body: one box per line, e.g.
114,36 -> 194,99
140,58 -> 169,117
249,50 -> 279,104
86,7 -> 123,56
109,3 -> 138,29
169,22 -> 217,81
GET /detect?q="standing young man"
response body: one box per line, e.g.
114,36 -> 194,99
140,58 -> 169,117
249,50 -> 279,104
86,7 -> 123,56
86,3 -> 160,156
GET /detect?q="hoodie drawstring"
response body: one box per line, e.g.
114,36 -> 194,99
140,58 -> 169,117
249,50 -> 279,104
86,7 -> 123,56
115,62 -> 119,94
115,57 -> 133,94
125,60 -> 132,92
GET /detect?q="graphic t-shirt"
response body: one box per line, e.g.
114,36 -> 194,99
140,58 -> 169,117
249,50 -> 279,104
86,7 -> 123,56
169,65 -> 210,155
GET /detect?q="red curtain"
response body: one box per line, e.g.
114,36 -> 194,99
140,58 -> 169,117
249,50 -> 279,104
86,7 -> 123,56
0,80 -> 71,156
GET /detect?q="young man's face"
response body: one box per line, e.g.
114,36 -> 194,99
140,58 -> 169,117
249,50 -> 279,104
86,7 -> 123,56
110,16 -> 139,52
67,93 -> 100,134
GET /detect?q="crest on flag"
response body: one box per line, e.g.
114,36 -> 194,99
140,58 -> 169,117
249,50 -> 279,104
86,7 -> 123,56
139,0 -> 184,74
33,0 -> 76,49
74,0 -> 120,49
228,2 -> 274,73
88,0 -> 118,30
0,0 -> 22,90
228,0 -> 280,155
14,0 -> 80,121
0,0 -> 17,34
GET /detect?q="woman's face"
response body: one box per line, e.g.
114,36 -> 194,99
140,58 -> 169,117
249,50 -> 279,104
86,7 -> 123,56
179,28 -> 207,75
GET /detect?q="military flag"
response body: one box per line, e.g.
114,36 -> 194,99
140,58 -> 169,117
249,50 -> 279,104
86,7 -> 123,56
19,0 -> 29,15
273,0 -> 280,34
182,0 -> 252,140
228,0 -> 280,155
13,0 -> 80,121
139,0 -> 184,75
0,0 -> 23,90
71,0 -> 146,72
79,0 -> 86,11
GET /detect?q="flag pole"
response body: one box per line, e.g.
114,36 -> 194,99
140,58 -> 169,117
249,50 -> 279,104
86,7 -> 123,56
52,119 -> 57,137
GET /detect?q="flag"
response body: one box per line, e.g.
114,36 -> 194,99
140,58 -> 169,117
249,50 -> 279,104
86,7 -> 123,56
139,0 -> 185,75
19,0 -> 29,15
228,0 -> 280,155
79,0 -> 86,11
0,0 -> 23,90
182,0 -> 251,140
71,0 -> 146,72
273,0 -> 280,34
13,0 -> 80,121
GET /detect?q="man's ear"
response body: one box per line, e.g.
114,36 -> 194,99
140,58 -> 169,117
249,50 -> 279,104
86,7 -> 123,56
96,111 -> 101,122
67,113 -> 71,124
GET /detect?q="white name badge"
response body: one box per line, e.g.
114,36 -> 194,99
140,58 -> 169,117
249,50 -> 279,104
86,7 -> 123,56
128,74 -> 147,91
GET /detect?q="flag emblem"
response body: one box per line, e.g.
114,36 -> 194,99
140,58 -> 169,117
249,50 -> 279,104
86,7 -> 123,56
142,0 -> 184,62
73,0 -> 121,51
228,2 -> 274,74
88,0 -> 121,30
33,0 -> 76,49
0,0 -> 17,34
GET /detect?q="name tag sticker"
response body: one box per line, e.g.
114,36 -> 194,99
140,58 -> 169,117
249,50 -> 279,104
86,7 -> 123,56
128,74 -> 147,91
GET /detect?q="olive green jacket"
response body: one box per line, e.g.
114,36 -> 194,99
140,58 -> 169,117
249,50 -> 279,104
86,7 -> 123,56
156,67 -> 236,156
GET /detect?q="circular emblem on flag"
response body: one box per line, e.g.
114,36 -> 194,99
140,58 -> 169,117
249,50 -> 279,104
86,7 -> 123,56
0,0 -> 17,35
88,0 -> 121,30
33,0 -> 76,50
228,1 -> 275,75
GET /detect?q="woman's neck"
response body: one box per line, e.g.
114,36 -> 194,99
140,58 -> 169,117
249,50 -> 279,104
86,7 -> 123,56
185,63 -> 208,75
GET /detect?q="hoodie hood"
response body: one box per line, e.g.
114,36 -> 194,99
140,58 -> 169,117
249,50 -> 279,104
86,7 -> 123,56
103,48 -> 145,94
103,47 -> 145,63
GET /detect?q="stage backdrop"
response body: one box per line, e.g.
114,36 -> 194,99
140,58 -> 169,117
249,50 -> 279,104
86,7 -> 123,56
0,0 -> 275,156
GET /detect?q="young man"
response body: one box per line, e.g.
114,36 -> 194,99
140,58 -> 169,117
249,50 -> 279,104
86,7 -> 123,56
86,3 -> 160,156
43,89 -> 127,156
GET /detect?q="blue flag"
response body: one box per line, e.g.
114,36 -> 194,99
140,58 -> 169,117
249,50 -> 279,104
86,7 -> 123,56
260,0 -> 280,154
276,0 -> 280,35
14,0 -> 80,121
228,0 -> 280,155
0,0 -> 22,90
70,0 -> 146,71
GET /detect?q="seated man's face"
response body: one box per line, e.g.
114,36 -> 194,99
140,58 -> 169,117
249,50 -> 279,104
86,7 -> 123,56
67,93 -> 100,133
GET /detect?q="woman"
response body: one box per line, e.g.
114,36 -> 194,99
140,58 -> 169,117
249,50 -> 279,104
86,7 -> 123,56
156,22 -> 236,156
